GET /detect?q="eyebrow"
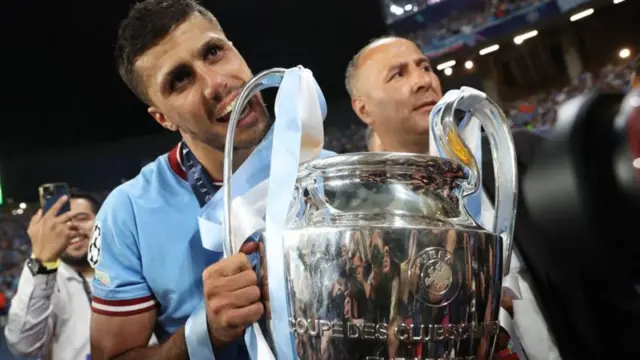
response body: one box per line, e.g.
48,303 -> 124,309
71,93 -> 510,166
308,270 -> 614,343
72,211 -> 92,219
157,35 -> 228,93
415,57 -> 431,67
386,62 -> 407,77
385,57 -> 430,77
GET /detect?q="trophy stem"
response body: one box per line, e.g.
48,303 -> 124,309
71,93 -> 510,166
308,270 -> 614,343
222,68 -> 286,256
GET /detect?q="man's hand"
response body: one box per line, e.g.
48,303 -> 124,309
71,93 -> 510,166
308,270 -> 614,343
203,242 -> 264,347
28,196 -> 79,263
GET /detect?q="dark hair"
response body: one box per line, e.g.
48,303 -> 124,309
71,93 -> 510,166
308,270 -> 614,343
634,54 -> 639,74
115,0 -> 221,103
69,188 -> 102,215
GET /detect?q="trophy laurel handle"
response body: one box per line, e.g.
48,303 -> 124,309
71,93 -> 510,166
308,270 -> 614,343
222,68 -> 287,256
431,87 -> 519,274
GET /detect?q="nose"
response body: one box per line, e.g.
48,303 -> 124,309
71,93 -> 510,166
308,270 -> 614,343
197,64 -> 228,100
410,66 -> 433,94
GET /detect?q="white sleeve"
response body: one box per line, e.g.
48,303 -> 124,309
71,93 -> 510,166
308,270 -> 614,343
4,263 -> 57,357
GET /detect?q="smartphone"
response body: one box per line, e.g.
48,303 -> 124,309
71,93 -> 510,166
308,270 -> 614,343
39,183 -> 71,215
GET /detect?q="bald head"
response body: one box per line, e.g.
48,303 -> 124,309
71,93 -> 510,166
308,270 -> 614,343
345,36 -> 419,98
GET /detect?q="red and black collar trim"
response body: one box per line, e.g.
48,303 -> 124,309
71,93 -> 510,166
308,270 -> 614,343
168,143 -> 187,180
167,142 -> 223,186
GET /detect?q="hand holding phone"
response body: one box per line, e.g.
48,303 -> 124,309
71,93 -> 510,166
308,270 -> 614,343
39,183 -> 71,215
28,196 -> 79,263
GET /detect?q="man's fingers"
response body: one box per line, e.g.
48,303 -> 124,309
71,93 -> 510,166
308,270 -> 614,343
205,253 -> 253,279
30,209 -> 43,224
208,286 -> 261,315
205,269 -> 257,296
221,302 -> 264,328
43,196 -> 69,218
55,209 -> 82,224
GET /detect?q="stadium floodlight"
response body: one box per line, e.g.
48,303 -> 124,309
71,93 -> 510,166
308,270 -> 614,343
514,30 -> 538,45
570,8 -> 594,22
479,44 -> 499,55
436,60 -> 456,71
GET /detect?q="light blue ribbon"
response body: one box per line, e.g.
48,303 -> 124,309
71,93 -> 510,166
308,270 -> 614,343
265,66 -> 311,360
198,66 -> 330,360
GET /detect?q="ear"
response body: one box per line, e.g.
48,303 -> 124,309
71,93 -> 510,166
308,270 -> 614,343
351,97 -> 374,126
148,106 -> 178,132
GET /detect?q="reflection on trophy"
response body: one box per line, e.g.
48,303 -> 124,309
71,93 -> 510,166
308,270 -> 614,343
224,70 -> 518,360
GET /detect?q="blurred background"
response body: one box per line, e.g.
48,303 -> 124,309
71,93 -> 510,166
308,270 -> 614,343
0,0 -> 638,358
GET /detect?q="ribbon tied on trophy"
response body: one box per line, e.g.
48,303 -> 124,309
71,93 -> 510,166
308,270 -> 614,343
197,66 -> 331,360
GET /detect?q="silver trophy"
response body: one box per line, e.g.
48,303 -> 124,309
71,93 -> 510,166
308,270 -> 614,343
224,69 -> 518,360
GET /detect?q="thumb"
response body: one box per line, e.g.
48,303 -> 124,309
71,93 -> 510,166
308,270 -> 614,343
239,241 -> 259,255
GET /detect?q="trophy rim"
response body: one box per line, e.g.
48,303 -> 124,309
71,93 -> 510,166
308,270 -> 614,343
299,152 -> 466,176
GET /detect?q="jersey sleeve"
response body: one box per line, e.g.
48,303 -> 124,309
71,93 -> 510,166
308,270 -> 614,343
88,186 -> 157,317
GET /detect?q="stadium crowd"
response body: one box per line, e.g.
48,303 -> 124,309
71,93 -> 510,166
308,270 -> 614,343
405,0 -> 547,52
0,219 -> 31,318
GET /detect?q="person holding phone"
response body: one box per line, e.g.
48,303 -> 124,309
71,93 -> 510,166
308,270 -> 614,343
4,187 -> 101,360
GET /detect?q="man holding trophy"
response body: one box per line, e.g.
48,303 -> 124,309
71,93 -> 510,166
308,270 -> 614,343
88,0 -> 290,359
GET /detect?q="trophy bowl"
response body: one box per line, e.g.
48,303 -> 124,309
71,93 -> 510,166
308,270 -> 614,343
280,152 -> 501,360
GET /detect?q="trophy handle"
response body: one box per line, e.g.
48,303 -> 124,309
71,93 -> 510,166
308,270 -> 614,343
222,68 -> 287,256
431,87 -> 519,274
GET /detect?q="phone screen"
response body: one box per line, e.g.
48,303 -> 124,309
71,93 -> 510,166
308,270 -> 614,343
39,183 -> 71,215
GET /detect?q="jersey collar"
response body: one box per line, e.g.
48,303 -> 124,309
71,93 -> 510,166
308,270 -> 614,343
167,142 -> 223,186
168,143 -> 187,181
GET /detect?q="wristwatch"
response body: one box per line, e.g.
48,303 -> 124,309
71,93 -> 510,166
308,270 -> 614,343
26,256 -> 60,276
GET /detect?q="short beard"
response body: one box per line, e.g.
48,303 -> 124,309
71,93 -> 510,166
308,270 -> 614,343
60,252 -> 90,268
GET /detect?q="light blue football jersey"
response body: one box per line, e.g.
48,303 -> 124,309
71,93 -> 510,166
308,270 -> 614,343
89,143 -> 336,359
89,145 -> 221,340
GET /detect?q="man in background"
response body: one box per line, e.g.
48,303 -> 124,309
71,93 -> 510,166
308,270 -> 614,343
4,189 -> 101,360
